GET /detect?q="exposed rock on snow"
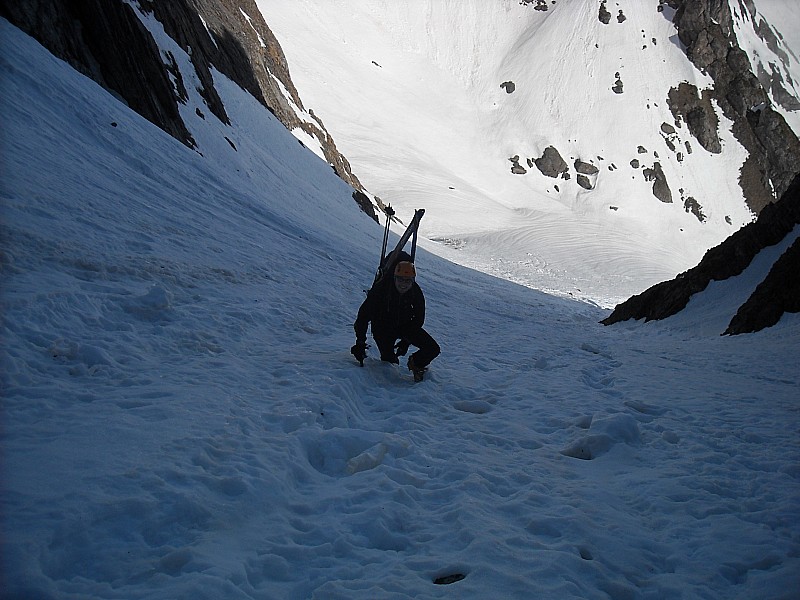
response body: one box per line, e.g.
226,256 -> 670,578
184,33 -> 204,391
500,81 -> 516,94
509,155 -> 527,175
749,9 -> 797,112
598,1 -> 611,25
0,0 -> 195,146
612,71 -> 624,94
683,195 -> 706,222
574,159 -> 599,176
520,0 -> 549,12
642,162 -> 673,204
433,572 -> 467,585
575,160 -> 599,190
667,82 -> 721,154
725,236 -> 800,334
534,146 -> 568,179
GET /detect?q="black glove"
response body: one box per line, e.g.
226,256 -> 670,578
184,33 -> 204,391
394,339 -> 410,357
351,341 -> 367,366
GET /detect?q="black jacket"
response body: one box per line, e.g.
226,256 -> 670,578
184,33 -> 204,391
354,276 -> 425,341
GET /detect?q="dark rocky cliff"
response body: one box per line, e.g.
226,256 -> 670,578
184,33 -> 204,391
1,0 -> 193,144
602,173 -> 800,333
0,0 -> 376,220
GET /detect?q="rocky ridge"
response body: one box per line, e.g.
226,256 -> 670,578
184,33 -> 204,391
602,173 -> 800,333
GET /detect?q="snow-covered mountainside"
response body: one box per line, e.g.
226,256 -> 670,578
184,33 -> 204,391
2,14 -> 799,600
263,0 -> 800,305
0,0 -> 378,219
2,0 -> 797,320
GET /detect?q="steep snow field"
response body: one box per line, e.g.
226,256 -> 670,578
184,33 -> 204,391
263,0 -> 798,307
1,15 -> 799,600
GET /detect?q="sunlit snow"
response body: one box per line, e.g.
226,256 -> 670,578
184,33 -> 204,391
263,0 -> 799,307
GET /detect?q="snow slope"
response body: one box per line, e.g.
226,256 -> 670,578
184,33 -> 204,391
2,16 -> 799,600
262,0 -> 798,306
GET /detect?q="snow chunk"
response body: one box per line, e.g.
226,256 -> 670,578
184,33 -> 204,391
300,428 -> 410,477
123,285 -> 173,321
561,414 -> 641,460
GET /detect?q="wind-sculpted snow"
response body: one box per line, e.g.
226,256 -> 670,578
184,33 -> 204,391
429,215 -> 693,307
1,18 -> 799,600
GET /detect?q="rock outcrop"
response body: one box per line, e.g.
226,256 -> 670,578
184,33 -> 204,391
500,81 -> 516,94
0,0 -> 376,220
670,0 -> 800,213
574,160 -> 599,190
666,83 -> 721,154
534,146 -> 569,179
725,236 -> 800,334
642,162 -> 673,204
509,155 -> 527,175
598,1 -> 612,25
602,174 -> 800,333
0,0 -> 195,146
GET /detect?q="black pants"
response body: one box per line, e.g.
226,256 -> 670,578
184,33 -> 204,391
374,327 -> 440,368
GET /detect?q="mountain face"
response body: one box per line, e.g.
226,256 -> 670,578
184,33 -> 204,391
261,0 -> 799,306
671,0 -> 800,211
0,0 -> 376,219
1,0 -> 797,329
595,0 -> 800,332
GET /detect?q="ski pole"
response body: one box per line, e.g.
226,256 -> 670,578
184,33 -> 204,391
410,216 -> 419,261
379,204 -> 394,266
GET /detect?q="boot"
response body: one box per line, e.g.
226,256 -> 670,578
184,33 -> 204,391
408,355 -> 425,382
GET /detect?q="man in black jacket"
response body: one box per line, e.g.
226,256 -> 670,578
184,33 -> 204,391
351,260 -> 440,381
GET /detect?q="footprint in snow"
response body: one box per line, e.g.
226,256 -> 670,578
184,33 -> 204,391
433,571 -> 467,585
452,399 -> 493,414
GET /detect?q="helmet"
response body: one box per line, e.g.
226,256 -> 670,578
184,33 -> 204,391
394,261 -> 416,278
